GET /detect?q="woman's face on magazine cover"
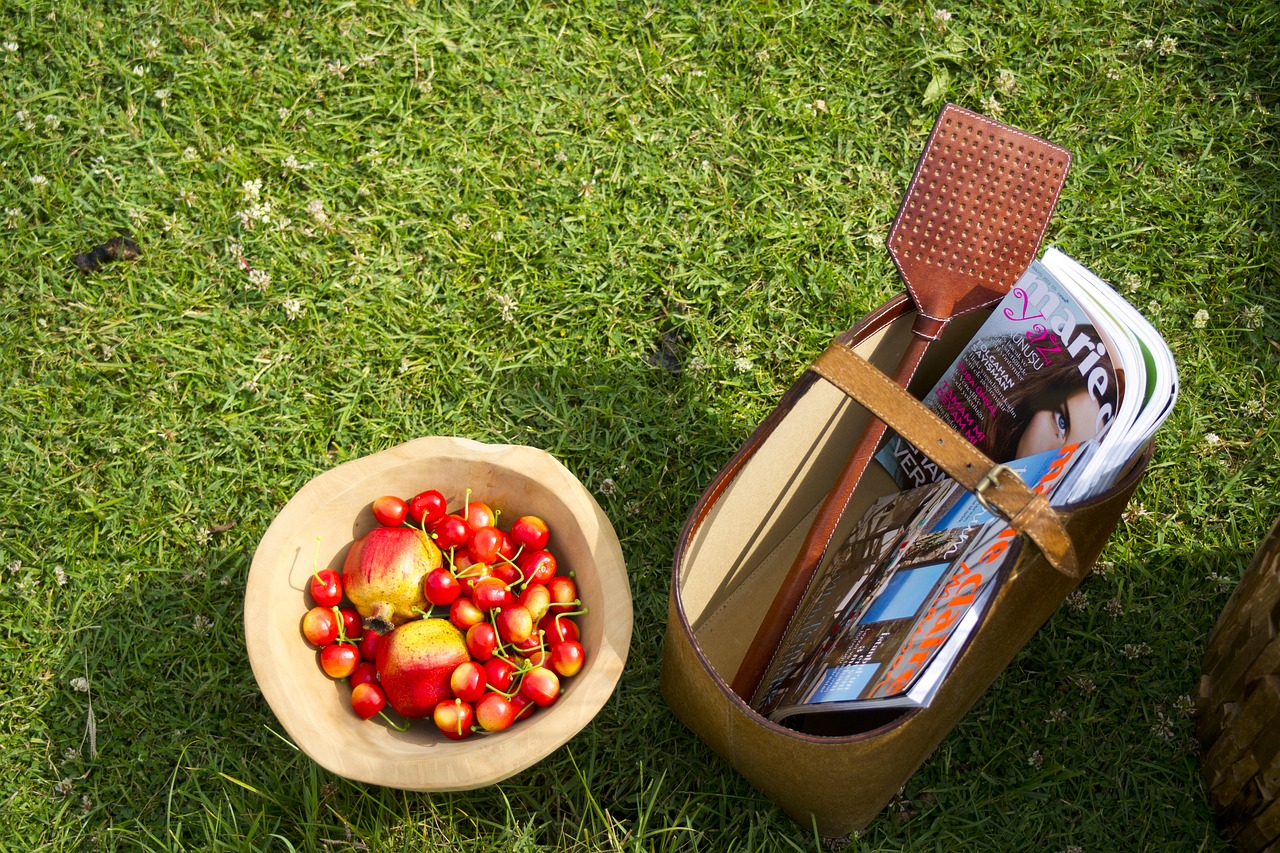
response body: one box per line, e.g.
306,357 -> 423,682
1015,389 -> 1102,458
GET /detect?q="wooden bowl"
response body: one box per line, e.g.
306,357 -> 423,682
244,436 -> 632,790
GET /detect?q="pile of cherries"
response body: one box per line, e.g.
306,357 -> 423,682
301,489 -> 586,738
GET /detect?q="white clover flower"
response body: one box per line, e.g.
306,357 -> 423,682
1204,432 -> 1222,447
29,174 -> 48,188
656,73 -> 673,86
238,200 -> 273,229
54,566 -> 67,586
554,150 -> 568,163
1028,750 -> 1043,769
599,477 -> 618,496
4,207 -> 20,227
182,146 -> 199,161
1137,38 -> 1155,51
1240,305 -> 1264,329
192,614 -> 214,633
1146,299 -> 1161,316
1123,272 -> 1142,292
241,178 -> 262,201
491,230 -> 504,242
1106,67 -> 1124,81
733,356 -> 754,374
997,69 -> 1017,93
980,94 -> 1003,117
177,189 -> 197,206
452,212 -> 472,230
3,40 -> 17,52
282,298 -> 304,320
306,199 -> 327,224
44,114 -> 60,131
154,89 -> 171,107
71,677 -> 90,692
282,154 -> 300,172
933,8 -> 952,24
1122,642 -> 1152,659
327,60 -> 347,78
494,292 -> 518,323
1157,36 -> 1178,56
145,37 -> 160,58
247,268 -> 271,290
133,64 -> 146,76
1193,309 -> 1209,328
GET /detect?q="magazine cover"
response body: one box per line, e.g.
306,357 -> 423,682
750,480 -> 956,716
876,260 -> 1121,489
764,441 -> 1092,722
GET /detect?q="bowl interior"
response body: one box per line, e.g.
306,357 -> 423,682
245,437 -> 632,790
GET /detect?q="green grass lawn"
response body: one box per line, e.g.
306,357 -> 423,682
2,0 -> 1277,849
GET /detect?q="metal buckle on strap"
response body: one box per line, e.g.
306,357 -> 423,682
974,463 -> 1016,519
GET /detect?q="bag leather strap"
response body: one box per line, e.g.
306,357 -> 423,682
812,340 -> 1080,579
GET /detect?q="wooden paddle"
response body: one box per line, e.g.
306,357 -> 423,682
731,104 -> 1072,703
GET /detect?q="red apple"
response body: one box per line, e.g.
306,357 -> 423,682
375,618 -> 470,718
342,526 -> 442,634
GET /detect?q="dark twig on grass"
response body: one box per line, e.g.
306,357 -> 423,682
73,235 -> 141,272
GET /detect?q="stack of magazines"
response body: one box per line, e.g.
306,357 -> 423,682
752,248 -> 1177,723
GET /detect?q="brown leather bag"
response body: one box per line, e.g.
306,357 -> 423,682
660,106 -> 1149,836
659,298 -> 1150,837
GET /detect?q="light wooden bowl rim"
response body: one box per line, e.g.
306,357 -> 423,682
244,436 -> 632,790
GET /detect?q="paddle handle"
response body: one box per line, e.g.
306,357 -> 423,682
730,334 -> 930,703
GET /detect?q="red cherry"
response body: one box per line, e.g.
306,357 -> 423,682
463,501 -> 496,533
372,495 -> 409,527
357,629 -> 382,662
468,526 -> 505,564
337,607 -> 363,641
541,612 -> 581,646
490,560 -> 521,586
517,550 -> 558,586
431,514 -> 470,550
351,682 -> 387,720
450,661 -> 488,703
424,567 -> 461,606
496,605 -> 534,645
549,640 -> 585,678
407,489 -> 447,527
519,666 -> 561,708
510,515 -> 550,551
472,576 -> 514,611
302,606 -> 340,646
475,693 -> 517,731
519,583 -> 551,624
546,575 -> 578,613
320,643 -> 360,679
483,657 -> 516,693
349,661 -> 379,690
510,692 -> 536,722
309,569 -> 342,608
433,698 -> 474,739
466,622 -> 498,661
449,597 -> 486,631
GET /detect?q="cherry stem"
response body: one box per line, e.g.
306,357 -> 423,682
378,710 -> 411,732
312,536 -> 324,583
